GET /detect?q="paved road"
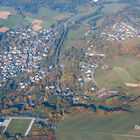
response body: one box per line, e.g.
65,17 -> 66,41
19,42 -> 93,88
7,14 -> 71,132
91,63 -> 100,88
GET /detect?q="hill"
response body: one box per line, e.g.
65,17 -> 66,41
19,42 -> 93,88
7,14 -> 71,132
0,0 -> 89,13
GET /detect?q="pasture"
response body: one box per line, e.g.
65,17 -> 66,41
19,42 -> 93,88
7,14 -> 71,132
56,111 -> 140,140
102,3 -> 129,14
95,56 -> 140,90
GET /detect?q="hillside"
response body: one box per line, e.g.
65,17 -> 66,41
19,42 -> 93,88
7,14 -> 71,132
0,0 -> 89,13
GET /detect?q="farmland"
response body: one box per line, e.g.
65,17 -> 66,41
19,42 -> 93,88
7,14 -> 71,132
56,111 -> 140,140
5,118 -> 33,136
95,56 -> 140,90
0,11 -> 11,20
102,3 -> 129,14
0,6 -> 73,29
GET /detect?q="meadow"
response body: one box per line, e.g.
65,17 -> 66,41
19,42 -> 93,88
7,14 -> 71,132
56,111 -> 140,140
95,56 -> 140,91
102,3 -> 129,14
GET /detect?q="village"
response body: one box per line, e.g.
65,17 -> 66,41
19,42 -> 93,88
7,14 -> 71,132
0,1 -> 140,139
0,26 -> 63,89
101,21 -> 140,41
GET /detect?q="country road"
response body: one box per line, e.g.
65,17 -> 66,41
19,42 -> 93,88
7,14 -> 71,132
91,63 -> 100,88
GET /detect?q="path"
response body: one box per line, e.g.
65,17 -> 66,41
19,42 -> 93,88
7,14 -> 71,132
91,63 -> 100,88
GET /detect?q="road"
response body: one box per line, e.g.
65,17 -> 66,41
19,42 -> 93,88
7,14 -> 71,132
91,63 -> 100,88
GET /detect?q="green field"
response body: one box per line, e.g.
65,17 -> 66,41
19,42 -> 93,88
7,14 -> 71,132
0,6 -> 73,29
56,111 -> 140,140
102,3 -> 129,14
6,119 -> 32,136
0,6 -> 16,13
25,7 -> 73,28
95,56 -> 140,90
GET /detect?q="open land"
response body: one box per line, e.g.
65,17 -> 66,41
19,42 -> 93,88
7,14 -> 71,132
57,110 -> 140,140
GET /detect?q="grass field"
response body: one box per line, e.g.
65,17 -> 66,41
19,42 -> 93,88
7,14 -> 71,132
0,6 -> 73,29
6,119 -> 32,136
4,15 -> 22,28
102,3 -> 129,14
95,56 -> 140,90
0,6 -> 16,13
56,111 -> 140,140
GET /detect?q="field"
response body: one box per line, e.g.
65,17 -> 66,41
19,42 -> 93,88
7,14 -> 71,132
0,11 -> 11,19
95,56 -> 140,91
25,7 -> 73,28
6,119 -> 32,136
0,27 -> 9,33
0,6 -> 16,13
0,6 -> 73,29
102,3 -> 129,14
56,110 -> 140,140
32,19 -> 43,31
4,15 -> 24,28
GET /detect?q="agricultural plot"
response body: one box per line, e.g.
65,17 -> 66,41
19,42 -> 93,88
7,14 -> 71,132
0,11 -> 11,20
102,3 -> 129,14
25,7 -> 73,29
56,111 -> 140,140
0,6 -> 16,14
95,56 -> 140,90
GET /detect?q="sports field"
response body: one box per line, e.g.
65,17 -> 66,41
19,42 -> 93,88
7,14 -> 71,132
6,119 -> 32,136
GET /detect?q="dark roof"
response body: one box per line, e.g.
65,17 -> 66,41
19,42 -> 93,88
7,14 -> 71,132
0,117 -> 4,122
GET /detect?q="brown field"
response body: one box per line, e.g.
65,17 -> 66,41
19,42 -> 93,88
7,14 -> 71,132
0,11 -> 11,19
0,27 -> 9,33
32,19 -> 43,32
72,39 -> 86,49
54,15 -> 67,21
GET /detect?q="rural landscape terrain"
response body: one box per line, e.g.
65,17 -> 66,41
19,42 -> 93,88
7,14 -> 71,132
0,0 -> 140,140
